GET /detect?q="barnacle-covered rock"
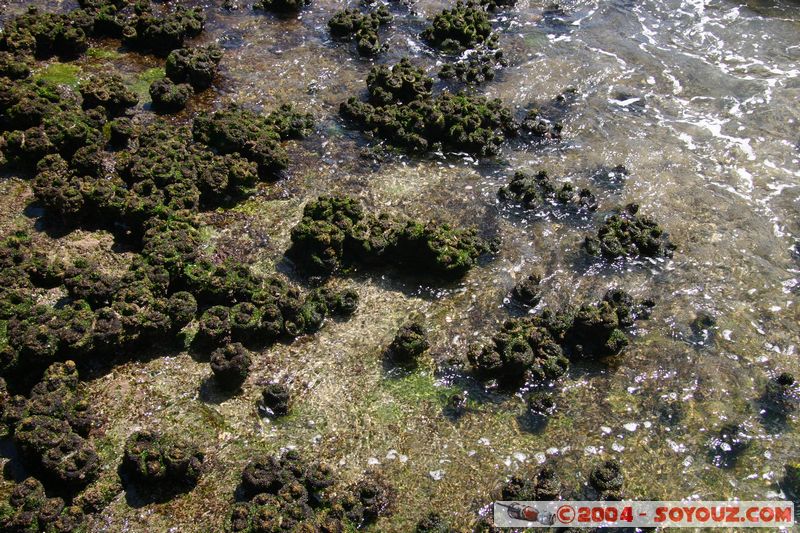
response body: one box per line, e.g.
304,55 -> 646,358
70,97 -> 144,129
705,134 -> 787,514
210,342 -> 252,390
583,203 -> 675,260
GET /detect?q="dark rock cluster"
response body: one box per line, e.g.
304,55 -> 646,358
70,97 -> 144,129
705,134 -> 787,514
469,289 -> 653,388
387,319 -> 430,368
289,195 -> 492,278
254,0 -> 312,14
328,5 -> 393,56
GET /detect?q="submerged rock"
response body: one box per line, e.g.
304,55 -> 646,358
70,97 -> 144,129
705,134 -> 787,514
588,459 -> 624,500
761,372 -> 797,416
499,170 -> 597,212
783,462 -> 800,499
709,422 -> 752,468
584,203 -> 675,260
511,272 -> 542,307
340,58 -> 518,155
328,5 -> 393,56
421,1 -> 496,52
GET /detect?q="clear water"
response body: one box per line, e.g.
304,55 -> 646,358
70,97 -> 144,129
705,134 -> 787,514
1,0 -> 799,530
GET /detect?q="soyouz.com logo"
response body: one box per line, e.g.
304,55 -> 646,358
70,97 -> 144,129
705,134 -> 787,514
493,501 -> 795,528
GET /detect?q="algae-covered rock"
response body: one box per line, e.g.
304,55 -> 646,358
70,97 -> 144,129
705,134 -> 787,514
328,5 -> 393,57
79,74 -> 138,116
584,203 -> 675,260
210,342 -> 252,390
260,382 -> 291,417
122,429 -> 204,488
121,4 -> 206,55
289,195 -> 491,278
438,46 -> 506,84
499,170 -> 597,211
166,44 -> 223,90
149,77 -> 193,112
387,319 -> 429,367
421,1 -> 496,52
192,104 -> 313,176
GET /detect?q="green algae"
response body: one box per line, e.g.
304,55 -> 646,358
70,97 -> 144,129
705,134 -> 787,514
86,47 -> 123,60
130,66 -> 166,100
33,63 -> 82,87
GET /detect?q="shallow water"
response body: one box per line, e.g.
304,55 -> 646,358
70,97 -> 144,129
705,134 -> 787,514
1,0 -> 800,530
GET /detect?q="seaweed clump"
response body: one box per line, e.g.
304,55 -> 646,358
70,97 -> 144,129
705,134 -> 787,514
328,5 -> 393,56
469,289 -> 653,388
583,203 -> 675,260
340,58 -> 518,155
122,430 -> 204,493
499,170 -> 597,212
288,195 -> 492,278
120,3 -> 206,55
421,1 -> 497,52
